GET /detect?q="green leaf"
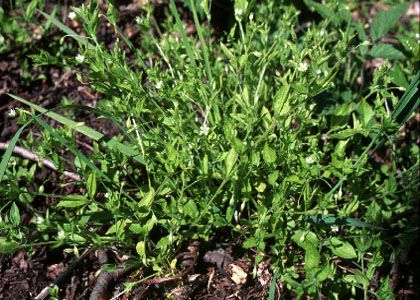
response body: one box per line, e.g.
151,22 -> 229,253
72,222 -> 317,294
255,182 -> 266,193
136,241 -> 146,259
86,172 -> 97,199
57,195 -> 88,208
334,140 -> 349,158
138,187 -> 155,208
25,0 -> 38,19
220,43 -> 235,61
273,84 -> 290,116
9,203 -> 20,226
329,237 -> 357,259
389,64 -> 409,88
268,171 -> 279,185
130,215 -> 157,235
304,243 -> 320,271
370,3 -> 409,42
397,35 -> 419,55
304,0 -> 338,26
357,100 -> 375,128
0,239 -> 20,254
369,44 -> 405,60
292,230 -> 319,250
286,175 -> 303,184
225,148 -> 238,177
354,270 -> 369,287
242,237 -> 258,249
262,144 -> 276,165
328,128 -> 361,139
184,199 -> 199,218
317,264 -> 333,282
105,3 -> 119,25
344,218 -> 384,230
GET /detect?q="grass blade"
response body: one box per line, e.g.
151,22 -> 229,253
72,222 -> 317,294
8,94 -> 145,165
32,114 -> 111,182
268,272 -> 278,300
189,0 -> 212,83
169,0 -> 197,70
372,72 -> 420,153
0,121 -> 32,183
38,10 -> 94,49
392,71 -> 419,124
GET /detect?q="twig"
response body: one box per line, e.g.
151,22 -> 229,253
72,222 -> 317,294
34,249 -> 90,300
90,244 -> 199,299
0,142 -> 81,181
90,250 -> 136,300
90,266 -> 136,300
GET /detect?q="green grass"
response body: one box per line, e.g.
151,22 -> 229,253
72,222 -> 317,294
0,0 -> 419,298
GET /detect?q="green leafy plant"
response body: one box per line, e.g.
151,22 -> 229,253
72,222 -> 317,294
0,0 -> 418,298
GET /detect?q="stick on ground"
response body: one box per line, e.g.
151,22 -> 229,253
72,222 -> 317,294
0,142 -> 81,181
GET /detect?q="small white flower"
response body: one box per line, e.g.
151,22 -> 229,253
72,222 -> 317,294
8,108 -> 16,118
298,62 -> 309,72
415,33 -> 420,39
57,230 -> 65,239
305,156 -> 315,164
331,225 -> 339,232
199,124 -> 209,136
104,192 -> 109,198
234,8 -> 243,17
155,80 -> 163,89
75,54 -> 84,64
315,68 -> 322,75
68,11 -> 77,20
36,216 -> 44,225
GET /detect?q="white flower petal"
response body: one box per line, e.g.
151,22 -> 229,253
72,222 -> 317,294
8,108 -> 16,118
68,12 -> 77,20
75,54 -> 84,64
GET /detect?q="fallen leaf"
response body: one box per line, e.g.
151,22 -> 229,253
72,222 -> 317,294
228,263 -> 247,285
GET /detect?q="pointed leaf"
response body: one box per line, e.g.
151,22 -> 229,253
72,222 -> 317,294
329,237 -> 357,259
86,172 -> 97,198
305,243 -> 320,270
225,148 -> 238,177
138,187 -> 155,208
369,44 -> 405,60
0,239 -> 20,254
370,3 -> 409,42
57,195 -> 89,208
262,144 -> 276,164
